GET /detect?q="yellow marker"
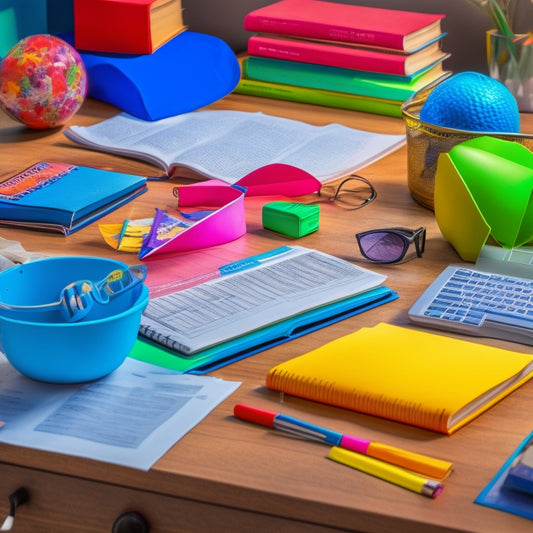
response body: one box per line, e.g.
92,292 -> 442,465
328,446 -> 444,498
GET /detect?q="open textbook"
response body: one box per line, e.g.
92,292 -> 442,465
138,246 -> 393,356
64,110 -> 405,184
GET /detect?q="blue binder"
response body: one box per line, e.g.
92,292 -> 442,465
130,285 -> 398,374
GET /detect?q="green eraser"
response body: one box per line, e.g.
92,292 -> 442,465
262,201 -> 320,238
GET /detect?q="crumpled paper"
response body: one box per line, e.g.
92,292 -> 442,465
0,237 -> 48,271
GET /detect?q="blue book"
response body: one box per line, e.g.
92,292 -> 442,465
0,162 -> 147,235
505,444 -> 533,496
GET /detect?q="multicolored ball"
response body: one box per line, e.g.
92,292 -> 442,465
0,34 -> 87,129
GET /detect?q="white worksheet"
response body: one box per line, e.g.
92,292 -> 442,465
0,355 -> 240,470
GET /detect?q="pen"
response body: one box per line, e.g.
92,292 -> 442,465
328,446 -> 444,498
234,404 -> 453,480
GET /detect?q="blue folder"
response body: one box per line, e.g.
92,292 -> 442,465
476,431 -> 533,520
130,285 -> 398,374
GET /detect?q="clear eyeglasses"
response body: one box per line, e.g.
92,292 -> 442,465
316,175 -> 377,210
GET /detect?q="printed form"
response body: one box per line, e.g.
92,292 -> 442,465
140,246 -> 386,354
0,356 -> 240,470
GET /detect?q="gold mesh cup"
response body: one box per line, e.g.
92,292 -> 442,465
401,88 -> 533,211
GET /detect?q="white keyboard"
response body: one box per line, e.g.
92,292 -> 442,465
409,265 -> 533,345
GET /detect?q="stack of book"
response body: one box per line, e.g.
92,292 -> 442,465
236,0 -> 451,117
73,0 -> 186,55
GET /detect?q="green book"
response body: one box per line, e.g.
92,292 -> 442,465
234,76 -> 403,118
244,55 -> 450,102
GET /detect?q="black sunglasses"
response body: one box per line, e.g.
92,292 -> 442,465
356,227 -> 426,264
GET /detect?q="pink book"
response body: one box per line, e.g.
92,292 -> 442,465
243,0 -> 445,53
247,35 -> 447,76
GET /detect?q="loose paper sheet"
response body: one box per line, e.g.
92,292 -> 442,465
0,355 -> 240,470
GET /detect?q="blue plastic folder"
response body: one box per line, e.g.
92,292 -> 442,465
476,431 -> 533,520
62,31 -> 240,121
130,285 -> 398,374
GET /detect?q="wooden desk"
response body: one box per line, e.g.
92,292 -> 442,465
1,95 -> 533,533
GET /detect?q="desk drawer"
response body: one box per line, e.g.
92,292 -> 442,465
0,463 -> 345,533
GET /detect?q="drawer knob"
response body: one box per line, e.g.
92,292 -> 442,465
112,511 -> 150,533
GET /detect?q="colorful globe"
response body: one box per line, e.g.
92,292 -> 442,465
419,71 -> 520,133
0,34 -> 87,129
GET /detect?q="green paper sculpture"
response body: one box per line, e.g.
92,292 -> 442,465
434,136 -> 533,262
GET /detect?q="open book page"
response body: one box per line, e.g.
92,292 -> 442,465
139,246 -> 386,354
64,110 -> 405,184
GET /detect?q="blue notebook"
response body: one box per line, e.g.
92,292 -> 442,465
0,162 -> 147,235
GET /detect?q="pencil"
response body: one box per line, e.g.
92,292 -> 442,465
328,446 -> 444,498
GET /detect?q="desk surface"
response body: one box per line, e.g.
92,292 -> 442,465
1,95 -> 533,533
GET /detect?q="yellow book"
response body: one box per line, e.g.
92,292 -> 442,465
266,323 -> 533,434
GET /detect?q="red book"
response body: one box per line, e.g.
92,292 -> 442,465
74,0 -> 186,54
243,0 -> 445,53
247,35 -> 448,76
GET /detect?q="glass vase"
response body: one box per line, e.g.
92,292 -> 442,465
487,30 -> 533,112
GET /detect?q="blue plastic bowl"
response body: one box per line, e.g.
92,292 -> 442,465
0,256 -> 149,383
0,256 -> 143,323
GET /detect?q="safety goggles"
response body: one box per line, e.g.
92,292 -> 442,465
355,227 -> 426,264
0,264 -> 147,322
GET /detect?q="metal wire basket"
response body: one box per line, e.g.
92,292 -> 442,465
401,88 -> 533,211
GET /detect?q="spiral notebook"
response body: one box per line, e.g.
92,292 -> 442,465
266,323 -> 533,434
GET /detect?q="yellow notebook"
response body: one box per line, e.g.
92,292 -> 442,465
266,323 -> 533,434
